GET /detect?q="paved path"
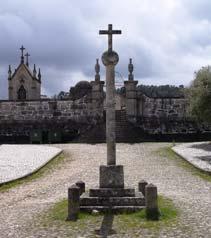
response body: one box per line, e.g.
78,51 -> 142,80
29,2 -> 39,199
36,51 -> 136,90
0,143 -> 210,237
0,145 -> 62,184
173,142 -> 211,173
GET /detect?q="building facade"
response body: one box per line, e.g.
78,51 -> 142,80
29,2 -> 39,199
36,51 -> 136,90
8,46 -> 41,100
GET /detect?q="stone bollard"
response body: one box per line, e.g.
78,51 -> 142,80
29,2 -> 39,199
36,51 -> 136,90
138,180 -> 148,196
145,183 -> 160,220
75,181 -> 85,195
66,185 -> 80,221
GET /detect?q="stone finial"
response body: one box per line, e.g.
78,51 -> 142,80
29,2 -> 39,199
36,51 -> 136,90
38,68 -> 41,81
128,58 -> 134,81
138,180 -> 148,196
95,59 -> 100,81
8,65 -> 12,80
66,185 -> 80,221
20,45 -> 25,64
75,181 -> 85,195
33,64 -> 37,78
25,52 -> 30,67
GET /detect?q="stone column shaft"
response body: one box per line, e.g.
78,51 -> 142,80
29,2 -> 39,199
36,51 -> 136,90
106,65 -> 116,165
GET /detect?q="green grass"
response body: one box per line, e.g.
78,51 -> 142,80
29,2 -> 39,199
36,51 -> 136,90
116,195 -> 178,230
39,195 -> 178,233
45,199 -> 92,222
41,199 -> 101,231
0,153 -> 65,192
157,146 -> 211,182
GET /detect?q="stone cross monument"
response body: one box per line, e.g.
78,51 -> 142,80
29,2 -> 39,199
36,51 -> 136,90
99,24 -> 124,188
72,25 -> 151,216
99,24 -> 121,166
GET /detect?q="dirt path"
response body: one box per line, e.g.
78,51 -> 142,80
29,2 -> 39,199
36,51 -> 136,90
0,143 -> 210,237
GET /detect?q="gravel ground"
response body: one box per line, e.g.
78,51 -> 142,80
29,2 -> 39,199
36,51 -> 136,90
0,145 -> 62,184
0,143 -> 211,238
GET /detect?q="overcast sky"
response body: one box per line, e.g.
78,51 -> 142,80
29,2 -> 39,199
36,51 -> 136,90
1,0 -> 211,98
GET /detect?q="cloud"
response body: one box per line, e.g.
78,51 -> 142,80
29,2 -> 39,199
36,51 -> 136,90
0,0 -> 211,99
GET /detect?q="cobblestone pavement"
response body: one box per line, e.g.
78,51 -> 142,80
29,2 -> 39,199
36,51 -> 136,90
0,145 -> 62,184
0,143 -> 210,237
173,142 -> 211,173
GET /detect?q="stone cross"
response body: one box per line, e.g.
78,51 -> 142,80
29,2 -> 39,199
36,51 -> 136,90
20,46 -> 25,64
99,24 -> 121,166
25,52 -> 30,67
99,24 -> 121,52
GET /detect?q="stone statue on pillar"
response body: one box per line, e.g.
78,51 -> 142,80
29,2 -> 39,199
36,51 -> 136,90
91,59 -> 104,108
95,59 -> 100,82
124,58 -> 138,121
128,58 -> 134,81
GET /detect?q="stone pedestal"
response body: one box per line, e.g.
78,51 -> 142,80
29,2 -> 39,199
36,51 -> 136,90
100,165 -> 124,188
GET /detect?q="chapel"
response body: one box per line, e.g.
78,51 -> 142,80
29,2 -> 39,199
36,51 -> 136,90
8,46 -> 41,100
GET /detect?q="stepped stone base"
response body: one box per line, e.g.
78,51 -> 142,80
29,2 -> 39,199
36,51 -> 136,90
80,205 -> 145,214
89,188 -> 135,197
79,164 -> 145,213
80,189 -> 145,213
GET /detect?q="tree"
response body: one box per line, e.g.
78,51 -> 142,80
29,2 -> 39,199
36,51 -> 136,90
188,66 -> 211,123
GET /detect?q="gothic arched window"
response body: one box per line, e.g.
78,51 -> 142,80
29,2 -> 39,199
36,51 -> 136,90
17,85 -> 26,100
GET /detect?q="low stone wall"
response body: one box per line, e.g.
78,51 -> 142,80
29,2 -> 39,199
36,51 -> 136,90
0,99 -> 103,124
0,99 -> 103,143
137,95 -> 187,118
136,116 -> 211,136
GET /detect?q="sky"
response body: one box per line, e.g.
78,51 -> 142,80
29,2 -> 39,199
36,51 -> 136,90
1,0 -> 211,98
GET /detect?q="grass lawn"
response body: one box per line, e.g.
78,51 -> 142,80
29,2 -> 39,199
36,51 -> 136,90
38,195 -> 179,236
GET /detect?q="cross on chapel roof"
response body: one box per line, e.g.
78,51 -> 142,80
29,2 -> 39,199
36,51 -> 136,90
25,52 -> 30,67
20,45 -> 25,64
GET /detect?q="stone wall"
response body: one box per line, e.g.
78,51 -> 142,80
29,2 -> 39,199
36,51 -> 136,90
0,99 -> 102,124
0,98 -> 104,143
137,95 -> 187,119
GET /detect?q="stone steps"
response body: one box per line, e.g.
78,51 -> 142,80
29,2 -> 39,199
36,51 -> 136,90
80,205 -> 145,213
80,196 -> 145,206
75,109 -> 145,143
89,188 -> 136,197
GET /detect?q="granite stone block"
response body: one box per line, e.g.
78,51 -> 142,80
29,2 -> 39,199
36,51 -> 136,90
99,165 -> 124,188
